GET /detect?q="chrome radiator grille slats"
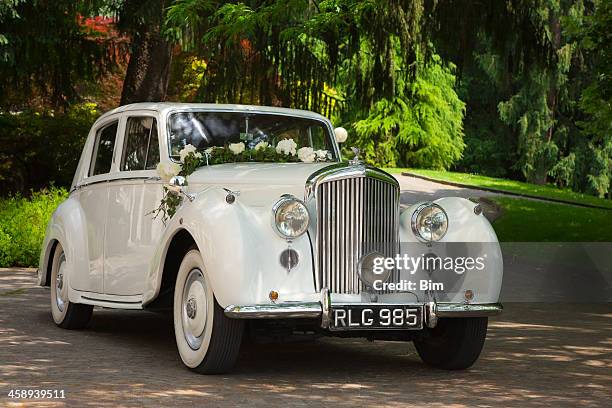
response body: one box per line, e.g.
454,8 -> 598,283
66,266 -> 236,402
316,175 -> 399,294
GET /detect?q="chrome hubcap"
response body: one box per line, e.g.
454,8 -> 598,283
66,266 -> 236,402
182,268 -> 208,350
55,253 -> 67,312
186,298 -> 197,319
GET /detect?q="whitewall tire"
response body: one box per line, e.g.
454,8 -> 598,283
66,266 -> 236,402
50,243 -> 93,329
173,248 -> 244,374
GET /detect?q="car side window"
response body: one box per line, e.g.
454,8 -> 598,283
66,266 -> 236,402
121,117 -> 160,171
89,121 -> 118,176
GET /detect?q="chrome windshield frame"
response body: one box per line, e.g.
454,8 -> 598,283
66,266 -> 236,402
164,108 -> 342,165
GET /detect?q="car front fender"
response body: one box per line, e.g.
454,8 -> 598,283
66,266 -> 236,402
142,187 -> 316,308
399,197 -> 503,304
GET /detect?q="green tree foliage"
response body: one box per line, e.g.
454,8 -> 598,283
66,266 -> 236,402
569,0 -> 611,197
166,0 -> 425,116
0,103 -> 99,195
454,55 -> 518,179
0,0 -> 25,61
491,0 -> 611,196
116,0 -> 175,104
166,0 -> 468,168
352,54 -> 465,168
0,0 -> 609,200
434,0 -> 610,198
0,1 -> 124,109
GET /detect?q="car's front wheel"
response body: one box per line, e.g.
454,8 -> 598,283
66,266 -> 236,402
414,317 -> 488,370
173,248 -> 244,374
50,243 -> 93,329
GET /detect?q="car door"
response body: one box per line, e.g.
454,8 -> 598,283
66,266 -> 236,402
103,113 -> 165,296
72,118 -> 120,293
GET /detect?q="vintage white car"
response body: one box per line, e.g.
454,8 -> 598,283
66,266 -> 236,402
39,103 -> 502,373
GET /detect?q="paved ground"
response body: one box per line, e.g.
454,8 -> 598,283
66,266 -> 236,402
394,174 -> 499,205
1,269 -> 611,407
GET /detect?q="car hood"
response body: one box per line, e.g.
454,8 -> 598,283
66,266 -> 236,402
186,162 -> 334,205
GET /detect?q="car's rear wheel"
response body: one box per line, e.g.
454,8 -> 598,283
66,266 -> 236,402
173,248 -> 244,374
50,243 -> 93,329
414,317 -> 488,370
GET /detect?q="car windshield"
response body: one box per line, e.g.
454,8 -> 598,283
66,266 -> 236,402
168,111 -> 337,162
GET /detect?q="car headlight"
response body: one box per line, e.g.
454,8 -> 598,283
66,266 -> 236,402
272,196 -> 310,239
411,202 -> 448,242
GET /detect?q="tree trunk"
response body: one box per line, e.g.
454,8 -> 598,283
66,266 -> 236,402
120,31 -> 172,105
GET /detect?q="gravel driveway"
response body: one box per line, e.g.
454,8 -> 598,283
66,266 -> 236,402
1,269 -> 611,408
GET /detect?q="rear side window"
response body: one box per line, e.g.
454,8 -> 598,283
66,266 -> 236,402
121,117 -> 160,171
89,121 -> 118,176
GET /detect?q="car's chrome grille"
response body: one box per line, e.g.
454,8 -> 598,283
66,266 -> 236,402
316,175 -> 399,294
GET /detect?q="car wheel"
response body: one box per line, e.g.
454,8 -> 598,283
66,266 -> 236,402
414,317 -> 488,370
173,248 -> 244,374
50,243 -> 93,329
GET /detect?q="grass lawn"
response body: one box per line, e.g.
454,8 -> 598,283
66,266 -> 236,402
490,197 -> 612,242
392,168 -> 612,209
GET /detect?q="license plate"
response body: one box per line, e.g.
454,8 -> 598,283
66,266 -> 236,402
330,304 -> 423,331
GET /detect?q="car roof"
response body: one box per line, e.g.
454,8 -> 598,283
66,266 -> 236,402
94,102 -> 329,125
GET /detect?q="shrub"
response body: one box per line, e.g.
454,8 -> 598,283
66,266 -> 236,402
0,187 -> 68,267
0,103 -> 99,195
351,54 -> 465,169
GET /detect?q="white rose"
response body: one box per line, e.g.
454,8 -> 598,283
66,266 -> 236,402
298,147 -> 316,163
228,142 -> 245,155
314,150 -> 329,161
254,141 -> 269,151
156,162 -> 182,182
179,144 -> 198,163
276,138 -> 297,156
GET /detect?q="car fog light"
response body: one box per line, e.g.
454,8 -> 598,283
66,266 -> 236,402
358,251 -> 390,289
411,202 -> 448,242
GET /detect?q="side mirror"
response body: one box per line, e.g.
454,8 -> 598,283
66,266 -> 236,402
167,175 -> 187,194
334,127 -> 348,144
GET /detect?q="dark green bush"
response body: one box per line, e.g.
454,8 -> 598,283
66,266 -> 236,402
0,187 -> 68,267
0,103 -> 99,195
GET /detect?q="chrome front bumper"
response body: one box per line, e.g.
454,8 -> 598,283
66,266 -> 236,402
224,290 -> 503,329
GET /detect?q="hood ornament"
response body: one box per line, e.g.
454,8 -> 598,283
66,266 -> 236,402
349,147 -> 363,165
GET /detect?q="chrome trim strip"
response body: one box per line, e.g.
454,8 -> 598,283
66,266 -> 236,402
165,108 -> 342,164
307,163 -> 400,295
436,303 -> 503,317
304,163 -> 399,200
81,295 -> 142,304
224,301 -> 502,320
410,202 -> 449,243
320,288 -> 331,328
74,175 -> 161,191
224,302 -> 322,319
271,195 -> 310,240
